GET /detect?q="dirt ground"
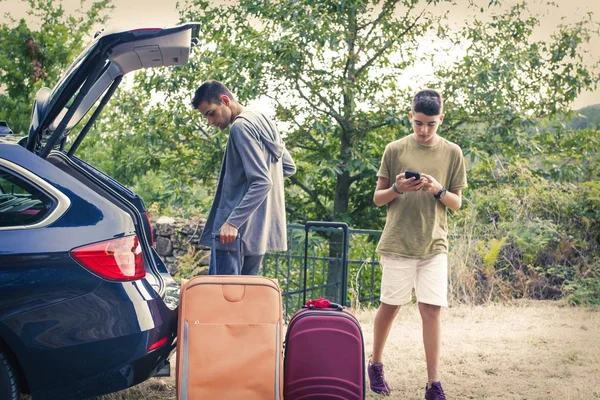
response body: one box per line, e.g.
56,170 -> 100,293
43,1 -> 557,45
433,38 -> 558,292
97,301 -> 600,400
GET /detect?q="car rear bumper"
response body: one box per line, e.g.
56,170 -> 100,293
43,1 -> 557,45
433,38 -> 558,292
2,279 -> 177,400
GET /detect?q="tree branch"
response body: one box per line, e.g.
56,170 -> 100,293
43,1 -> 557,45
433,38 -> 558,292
343,3 -> 360,79
288,175 -> 328,213
360,118 -> 395,131
357,0 -> 416,58
358,0 -> 401,40
299,133 -> 325,150
263,93 -> 302,129
440,119 -> 467,135
350,198 -> 376,217
294,143 -> 322,152
297,76 -> 339,117
192,123 -> 215,141
263,93 -> 324,149
294,76 -> 346,128
355,0 -> 432,78
349,170 -> 374,184
355,41 -> 394,78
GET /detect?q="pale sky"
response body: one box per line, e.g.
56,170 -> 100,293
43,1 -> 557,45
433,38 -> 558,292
1,0 -> 599,109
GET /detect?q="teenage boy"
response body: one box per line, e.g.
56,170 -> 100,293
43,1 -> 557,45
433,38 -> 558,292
368,89 -> 467,399
192,80 -> 296,275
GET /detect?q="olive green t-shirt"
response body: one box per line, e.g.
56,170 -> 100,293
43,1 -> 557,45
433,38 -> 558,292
376,134 -> 467,259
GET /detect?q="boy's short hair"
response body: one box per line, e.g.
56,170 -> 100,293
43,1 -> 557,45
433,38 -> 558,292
412,89 -> 443,116
192,80 -> 235,109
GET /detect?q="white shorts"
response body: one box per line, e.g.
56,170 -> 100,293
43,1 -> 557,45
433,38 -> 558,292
380,253 -> 448,307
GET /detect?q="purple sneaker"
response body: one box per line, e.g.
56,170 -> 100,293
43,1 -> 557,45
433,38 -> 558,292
425,381 -> 446,400
367,362 -> 392,395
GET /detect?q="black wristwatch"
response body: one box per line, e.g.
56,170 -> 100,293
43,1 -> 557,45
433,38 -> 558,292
391,183 -> 402,194
434,187 -> 447,200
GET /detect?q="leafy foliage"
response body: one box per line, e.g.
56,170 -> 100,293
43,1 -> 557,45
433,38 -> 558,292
0,0 -> 113,134
173,245 -> 209,283
569,104 -> 600,130
77,0 -> 599,228
566,277 -> 600,306
450,166 -> 599,304
436,2 -> 599,185
76,87 -> 214,217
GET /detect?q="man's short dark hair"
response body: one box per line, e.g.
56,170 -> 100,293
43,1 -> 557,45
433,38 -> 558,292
192,80 -> 235,109
412,89 -> 443,116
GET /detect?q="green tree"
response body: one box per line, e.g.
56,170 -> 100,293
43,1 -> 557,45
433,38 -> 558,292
77,85 -> 216,217
161,0 -> 454,226
74,0 -> 595,298
76,0 -> 598,223
570,104 -> 600,130
435,2 -> 600,184
124,0 -> 596,225
0,0 -> 113,134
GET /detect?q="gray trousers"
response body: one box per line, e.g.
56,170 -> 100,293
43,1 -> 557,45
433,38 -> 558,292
210,250 -> 264,275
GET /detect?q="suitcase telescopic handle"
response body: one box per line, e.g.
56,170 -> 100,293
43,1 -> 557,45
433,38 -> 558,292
303,221 -> 350,306
305,221 -> 350,234
304,302 -> 344,311
210,233 -> 242,275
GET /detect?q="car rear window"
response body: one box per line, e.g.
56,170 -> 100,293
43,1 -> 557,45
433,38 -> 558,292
0,168 -> 55,227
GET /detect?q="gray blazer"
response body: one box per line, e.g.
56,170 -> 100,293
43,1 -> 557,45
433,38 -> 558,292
199,110 -> 296,255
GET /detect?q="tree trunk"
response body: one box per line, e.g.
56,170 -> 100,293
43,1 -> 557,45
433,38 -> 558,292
323,7 -> 357,303
324,170 -> 351,301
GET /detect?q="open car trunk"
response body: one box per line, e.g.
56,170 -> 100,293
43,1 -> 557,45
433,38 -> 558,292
46,151 -> 178,308
27,23 -> 198,157
23,23 -> 199,308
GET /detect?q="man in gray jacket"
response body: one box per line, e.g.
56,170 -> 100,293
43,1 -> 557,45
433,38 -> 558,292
192,80 -> 296,275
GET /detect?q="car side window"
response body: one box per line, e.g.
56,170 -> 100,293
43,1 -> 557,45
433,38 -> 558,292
0,168 -> 55,227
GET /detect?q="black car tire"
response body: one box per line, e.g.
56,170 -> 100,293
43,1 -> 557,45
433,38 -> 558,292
0,349 -> 19,400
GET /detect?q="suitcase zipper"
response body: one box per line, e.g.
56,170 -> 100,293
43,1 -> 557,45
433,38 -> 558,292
275,321 -> 281,400
180,320 -> 189,400
285,310 -> 364,343
186,280 -> 281,293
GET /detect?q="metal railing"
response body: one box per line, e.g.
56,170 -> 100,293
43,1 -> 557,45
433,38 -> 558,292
261,223 -> 382,318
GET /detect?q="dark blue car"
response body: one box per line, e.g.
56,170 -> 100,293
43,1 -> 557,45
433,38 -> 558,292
0,23 -> 198,400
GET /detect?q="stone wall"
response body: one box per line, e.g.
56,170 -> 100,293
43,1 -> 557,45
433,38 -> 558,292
152,216 -> 210,276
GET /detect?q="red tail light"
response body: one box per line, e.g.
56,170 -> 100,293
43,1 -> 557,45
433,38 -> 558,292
71,235 -> 145,281
147,336 -> 168,353
143,211 -> 154,246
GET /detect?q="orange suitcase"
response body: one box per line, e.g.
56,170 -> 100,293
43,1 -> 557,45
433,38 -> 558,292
176,275 -> 283,399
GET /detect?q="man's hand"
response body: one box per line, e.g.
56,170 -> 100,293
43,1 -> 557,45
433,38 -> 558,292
395,173 -> 424,193
218,222 -> 238,244
420,173 -> 443,194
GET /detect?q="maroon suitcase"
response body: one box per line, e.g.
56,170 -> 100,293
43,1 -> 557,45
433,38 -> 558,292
283,222 -> 365,400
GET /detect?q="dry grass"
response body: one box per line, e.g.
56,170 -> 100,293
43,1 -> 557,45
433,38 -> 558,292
97,301 -> 600,400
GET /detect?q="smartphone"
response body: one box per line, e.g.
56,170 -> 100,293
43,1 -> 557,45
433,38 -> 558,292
405,170 -> 421,181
